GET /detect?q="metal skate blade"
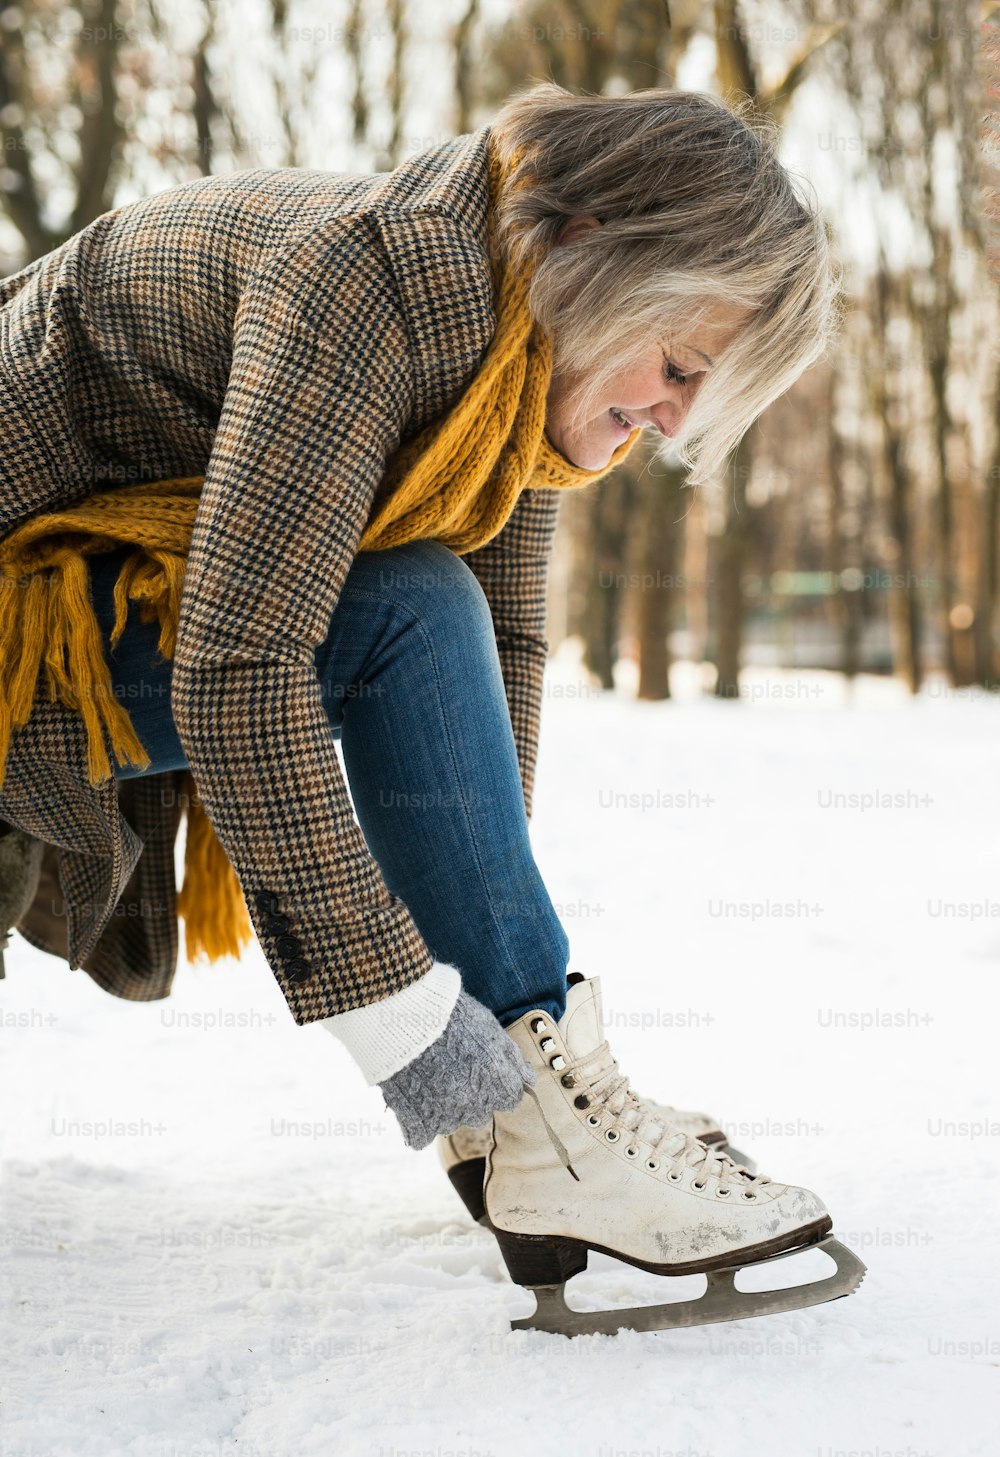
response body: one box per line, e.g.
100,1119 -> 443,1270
509,1235 -> 866,1337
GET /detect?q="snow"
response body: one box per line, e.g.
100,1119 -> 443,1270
2,659 -> 998,1456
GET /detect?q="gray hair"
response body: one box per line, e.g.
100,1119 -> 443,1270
489,82 -> 843,487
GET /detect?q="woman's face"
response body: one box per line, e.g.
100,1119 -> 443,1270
544,215 -> 744,471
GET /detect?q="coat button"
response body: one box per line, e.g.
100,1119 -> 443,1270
287,959 -> 312,983
254,889 -> 280,913
264,912 -> 291,934
276,934 -> 303,958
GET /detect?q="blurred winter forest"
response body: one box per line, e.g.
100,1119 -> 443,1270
2,0 -> 998,697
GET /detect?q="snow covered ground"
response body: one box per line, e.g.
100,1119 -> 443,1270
2,655 -> 998,1457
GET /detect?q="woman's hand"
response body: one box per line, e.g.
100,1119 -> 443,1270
322,961 -> 535,1149
378,988 -> 535,1149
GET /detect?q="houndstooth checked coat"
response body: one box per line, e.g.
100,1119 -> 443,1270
0,124 -> 561,1025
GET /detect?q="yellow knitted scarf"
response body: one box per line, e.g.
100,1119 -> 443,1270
0,133 -> 640,967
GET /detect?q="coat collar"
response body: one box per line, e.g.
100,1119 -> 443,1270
362,124 -> 492,254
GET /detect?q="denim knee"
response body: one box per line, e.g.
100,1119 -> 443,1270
362,540 -> 494,642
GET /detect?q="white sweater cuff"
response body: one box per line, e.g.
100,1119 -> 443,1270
320,961 -> 462,1085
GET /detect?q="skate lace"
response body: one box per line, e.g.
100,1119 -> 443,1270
560,1039 -> 772,1197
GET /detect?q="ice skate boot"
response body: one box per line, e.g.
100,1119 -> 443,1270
438,1093 -> 752,1225
437,976 -> 753,1224
483,974 -> 865,1335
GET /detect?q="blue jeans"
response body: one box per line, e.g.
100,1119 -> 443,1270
87,539 -> 569,1026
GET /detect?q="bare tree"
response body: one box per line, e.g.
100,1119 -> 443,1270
0,0 -> 125,258
191,4 -> 220,176
976,11 -> 1000,684
454,0 -> 482,134
635,457 -> 688,698
709,0 -> 843,697
0,0 -> 242,267
345,0 -> 370,150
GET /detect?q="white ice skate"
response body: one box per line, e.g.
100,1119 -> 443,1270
438,1095 -> 753,1225
437,975 -> 753,1224
482,975 -> 866,1336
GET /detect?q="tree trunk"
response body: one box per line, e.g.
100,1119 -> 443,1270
827,368 -> 862,680
453,0 -> 481,134
636,456 -> 686,700
581,474 -> 635,690
974,385 -> 1000,686
873,264 -> 923,692
712,427 -> 754,698
191,14 -> 218,177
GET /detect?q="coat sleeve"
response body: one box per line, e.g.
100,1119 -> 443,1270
460,488 -> 561,822
170,213 -> 438,1025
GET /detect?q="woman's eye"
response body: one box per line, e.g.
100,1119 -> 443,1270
664,359 -> 688,387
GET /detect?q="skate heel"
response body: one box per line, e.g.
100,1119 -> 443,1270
492,1225 -> 588,1286
447,1157 -> 487,1223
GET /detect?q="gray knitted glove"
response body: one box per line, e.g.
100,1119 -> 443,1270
378,988 -> 536,1150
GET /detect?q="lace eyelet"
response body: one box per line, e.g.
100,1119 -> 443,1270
667,1171 -> 682,1182
529,1017 -> 546,1033
605,1129 -> 620,1142
647,1159 -> 659,1171
549,1054 -> 565,1070
625,1146 -> 637,1158
716,1187 -> 731,1197
574,1094 -> 590,1110
692,1179 -> 706,1190
743,1191 -> 757,1201
561,1073 -> 576,1088
586,1114 -> 601,1127
539,1037 -> 555,1052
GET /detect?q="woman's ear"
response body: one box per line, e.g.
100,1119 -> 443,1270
556,215 -> 603,245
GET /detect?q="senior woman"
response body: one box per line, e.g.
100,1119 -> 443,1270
0,84 -> 863,1330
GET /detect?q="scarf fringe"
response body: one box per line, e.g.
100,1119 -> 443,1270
176,768 -> 253,964
0,491 -> 252,966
